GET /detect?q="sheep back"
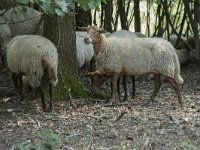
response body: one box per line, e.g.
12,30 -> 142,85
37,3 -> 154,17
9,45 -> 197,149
0,22 -> 11,50
6,35 -> 58,87
110,30 -> 146,38
110,30 -> 138,38
0,6 -> 42,36
96,36 -> 183,84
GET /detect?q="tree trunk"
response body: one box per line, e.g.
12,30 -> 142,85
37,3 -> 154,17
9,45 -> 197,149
193,0 -> 200,60
75,3 -> 92,28
0,0 -> 14,10
134,0 -> 141,32
117,0 -> 128,30
183,0 -> 200,60
101,0 -> 113,32
43,14 -> 87,100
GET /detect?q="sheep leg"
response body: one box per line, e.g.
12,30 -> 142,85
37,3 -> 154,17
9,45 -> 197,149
131,76 -> 136,99
123,75 -> 128,101
89,56 -> 96,86
48,83 -> 53,111
0,50 -> 6,68
117,77 -> 120,98
167,77 -> 183,107
12,73 -> 19,94
148,73 -> 161,103
12,73 -> 22,99
17,74 -> 24,100
38,86 -> 46,111
110,73 -> 120,103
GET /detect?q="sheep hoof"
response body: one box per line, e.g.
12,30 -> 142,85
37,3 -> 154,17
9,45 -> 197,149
123,95 -> 128,102
109,98 -> 119,104
145,99 -> 154,106
42,107 -> 52,113
179,102 -> 183,108
131,95 -> 135,99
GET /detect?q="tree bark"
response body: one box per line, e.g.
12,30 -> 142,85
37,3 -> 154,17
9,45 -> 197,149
183,0 -> 200,60
134,0 -> 141,32
0,0 -> 15,10
75,3 -> 92,28
43,13 -> 86,100
117,0 -> 128,30
101,0 -> 113,32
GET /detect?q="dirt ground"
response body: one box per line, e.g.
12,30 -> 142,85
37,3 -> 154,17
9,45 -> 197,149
0,63 -> 200,150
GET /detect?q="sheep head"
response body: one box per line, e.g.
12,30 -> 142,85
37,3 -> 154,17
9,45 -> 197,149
176,37 -> 196,52
87,70 -> 111,93
83,26 -> 106,43
82,26 -> 106,55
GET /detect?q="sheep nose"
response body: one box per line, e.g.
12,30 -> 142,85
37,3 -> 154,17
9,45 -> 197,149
84,37 -> 89,43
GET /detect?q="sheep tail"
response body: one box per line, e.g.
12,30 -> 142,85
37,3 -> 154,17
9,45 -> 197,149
173,54 -> 184,84
42,57 -> 58,86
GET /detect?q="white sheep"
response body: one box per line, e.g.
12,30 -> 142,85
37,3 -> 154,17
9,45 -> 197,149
0,6 -> 42,67
166,36 -> 192,65
175,49 -> 191,65
76,31 -> 94,68
0,6 -> 42,36
110,30 -> 146,38
0,21 -> 11,67
83,26 -> 183,106
90,30 -> 146,101
6,35 -> 58,111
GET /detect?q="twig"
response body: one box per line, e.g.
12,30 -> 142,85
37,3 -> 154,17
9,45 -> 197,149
78,113 -> 104,122
88,99 -> 108,103
17,120 -> 36,126
114,111 -> 127,123
102,102 -> 130,107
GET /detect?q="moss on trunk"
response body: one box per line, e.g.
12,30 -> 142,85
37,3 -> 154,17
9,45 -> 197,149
43,13 -> 91,101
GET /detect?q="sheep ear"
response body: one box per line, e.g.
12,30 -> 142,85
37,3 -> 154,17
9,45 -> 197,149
99,29 -> 107,33
78,27 -> 88,31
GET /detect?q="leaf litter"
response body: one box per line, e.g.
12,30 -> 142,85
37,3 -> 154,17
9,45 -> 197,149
0,64 -> 200,149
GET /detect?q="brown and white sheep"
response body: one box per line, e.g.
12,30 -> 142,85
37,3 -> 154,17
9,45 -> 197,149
83,26 -> 183,106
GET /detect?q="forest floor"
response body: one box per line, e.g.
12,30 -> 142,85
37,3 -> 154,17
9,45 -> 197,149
0,63 -> 200,150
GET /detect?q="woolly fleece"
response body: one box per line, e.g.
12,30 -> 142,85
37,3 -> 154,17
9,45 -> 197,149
1,6 -> 42,36
95,36 -> 183,84
6,35 -> 58,88
111,30 -> 146,38
76,31 -> 94,68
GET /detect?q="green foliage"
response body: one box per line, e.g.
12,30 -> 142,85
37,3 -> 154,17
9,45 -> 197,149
14,129 -> 59,150
52,73 -> 110,101
16,0 -> 30,4
168,141 -> 200,150
15,0 -> 106,15
74,0 -> 107,10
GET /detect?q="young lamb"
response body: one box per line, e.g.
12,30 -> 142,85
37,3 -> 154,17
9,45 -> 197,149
6,35 -> 58,111
83,26 -> 183,106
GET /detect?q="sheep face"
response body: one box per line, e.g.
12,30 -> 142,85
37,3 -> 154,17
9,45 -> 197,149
91,73 -> 110,92
84,26 -> 99,44
84,26 -> 106,44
